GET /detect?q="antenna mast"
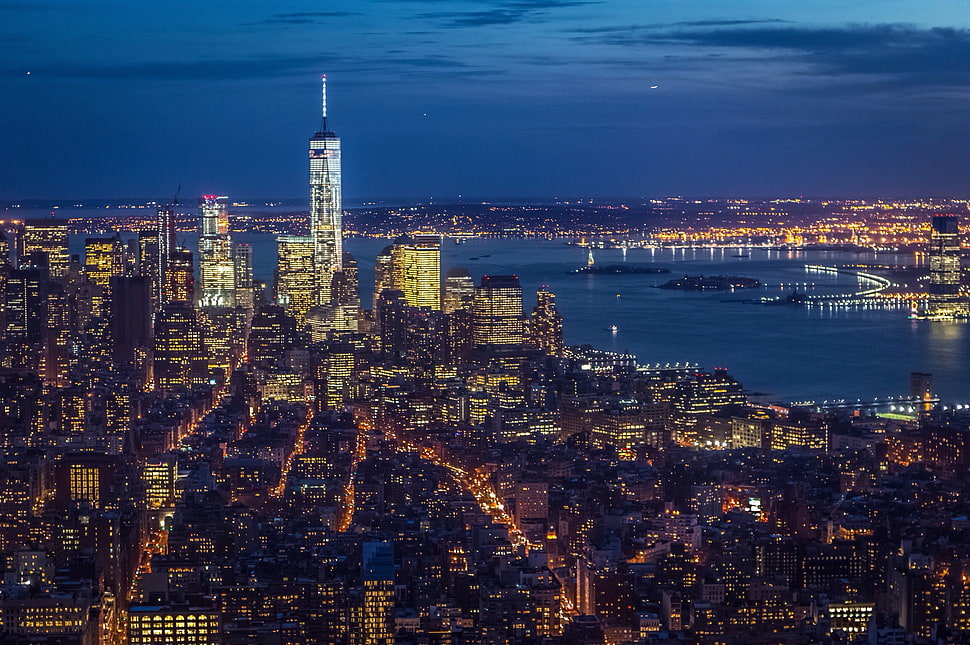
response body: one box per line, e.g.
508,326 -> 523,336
321,74 -> 328,131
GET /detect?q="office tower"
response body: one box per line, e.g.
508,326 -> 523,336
153,302 -> 204,391
405,308 -> 447,367
109,275 -> 152,384
446,308 -> 473,363
156,206 -> 176,302
138,230 -> 160,312
21,220 -> 68,278
276,235 -> 315,327
390,234 -> 441,310
84,235 -> 124,289
165,248 -> 195,304
84,235 -> 124,318
921,214 -> 968,319
471,275 -> 525,347
143,454 -> 178,509
233,243 -> 255,315
332,251 -> 359,304
247,305 -> 298,368
529,286 -> 564,356
376,290 -> 409,359
352,541 -> 394,645
443,268 -> 475,314
372,245 -> 394,310
308,251 -> 361,337
309,75 -> 342,305
198,195 -> 235,308
317,341 -> 355,409
306,301 -> 359,340
2,268 -> 68,384
198,306 -> 241,385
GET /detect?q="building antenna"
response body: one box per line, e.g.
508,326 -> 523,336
321,74 -> 328,132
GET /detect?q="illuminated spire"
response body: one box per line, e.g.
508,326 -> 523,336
321,74 -> 328,132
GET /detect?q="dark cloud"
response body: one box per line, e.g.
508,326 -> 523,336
575,23 -> 970,87
247,11 -> 360,26
416,0 -> 599,28
672,19 -> 790,27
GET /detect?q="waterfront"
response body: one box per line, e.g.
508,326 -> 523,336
65,231 -> 968,405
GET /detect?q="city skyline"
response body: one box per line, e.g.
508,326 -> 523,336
4,1 -> 970,200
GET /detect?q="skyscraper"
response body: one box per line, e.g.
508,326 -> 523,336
165,248 -> 195,305
443,268 -> 475,314
529,286 -> 564,356
390,234 -> 441,310
233,244 -> 255,316
156,206 -> 176,303
138,231 -> 160,312
21,220 -> 68,279
199,195 -> 235,308
84,235 -> 124,319
352,541 -> 394,645
276,235 -> 316,327
372,246 -> 394,311
153,302 -> 205,392
471,275 -> 525,347
309,75 -> 342,305
920,214 -> 968,319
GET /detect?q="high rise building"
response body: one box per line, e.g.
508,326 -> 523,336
529,286 -> 564,356
332,251 -> 359,304
390,234 -> 441,310
276,235 -> 316,327
165,248 -> 195,304
109,275 -> 152,384
920,214 -> 968,319
247,305 -> 298,368
443,268 -> 475,314
21,220 -> 68,279
153,302 -> 205,391
84,235 -> 124,290
84,235 -> 124,318
198,195 -> 235,308
309,75 -> 342,305
1,268 -> 69,384
352,541 -> 394,645
471,275 -> 525,347
372,245 -> 394,311
156,206 -> 176,303
138,230 -> 160,313
233,243 -> 255,315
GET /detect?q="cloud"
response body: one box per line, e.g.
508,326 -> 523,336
246,11 -> 361,26
416,0 -> 599,28
672,19 -> 790,28
574,23 -> 970,88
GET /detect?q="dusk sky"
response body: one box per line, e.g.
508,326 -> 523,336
3,0 -> 970,201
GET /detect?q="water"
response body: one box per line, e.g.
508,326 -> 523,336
66,231 -> 969,405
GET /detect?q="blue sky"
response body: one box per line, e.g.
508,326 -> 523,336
3,0 -> 970,200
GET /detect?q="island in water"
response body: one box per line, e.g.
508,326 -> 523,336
659,275 -> 761,290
